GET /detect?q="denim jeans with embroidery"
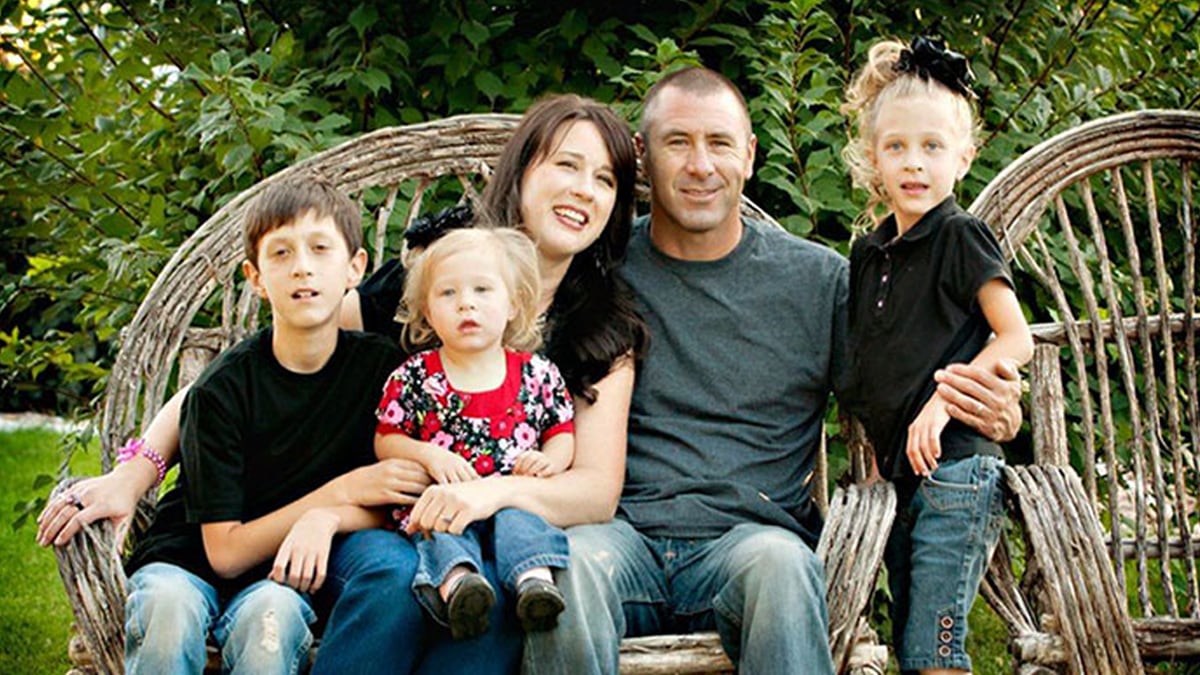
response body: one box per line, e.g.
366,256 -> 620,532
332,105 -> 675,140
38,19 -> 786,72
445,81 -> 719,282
885,454 -> 1006,673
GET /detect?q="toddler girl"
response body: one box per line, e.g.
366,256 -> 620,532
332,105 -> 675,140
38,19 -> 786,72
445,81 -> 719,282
374,227 -> 573,640
842,36 -> 1034,674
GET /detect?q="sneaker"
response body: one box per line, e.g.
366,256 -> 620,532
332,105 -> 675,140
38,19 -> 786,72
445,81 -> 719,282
446,572 -> 496,640
515,577 -> 565,633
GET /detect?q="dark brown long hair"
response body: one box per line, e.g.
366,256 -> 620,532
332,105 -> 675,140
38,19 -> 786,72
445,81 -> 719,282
482,94 -> 648,402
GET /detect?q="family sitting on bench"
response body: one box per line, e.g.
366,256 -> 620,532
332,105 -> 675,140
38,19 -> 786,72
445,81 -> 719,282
38,37 -> 1025,675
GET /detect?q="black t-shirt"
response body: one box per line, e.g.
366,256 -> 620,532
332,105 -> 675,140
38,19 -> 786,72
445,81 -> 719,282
847,197 -> 1011,480
126,329 -> 405,596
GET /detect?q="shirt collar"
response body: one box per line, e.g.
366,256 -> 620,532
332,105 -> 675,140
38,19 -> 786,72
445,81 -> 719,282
865,196 -> 958,250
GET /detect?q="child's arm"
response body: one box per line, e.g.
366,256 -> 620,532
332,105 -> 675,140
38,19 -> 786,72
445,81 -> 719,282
907,279 -> 1033,476
512,433 -> 575,478
376,432 -> 478,484
199,460 -> 427,580
266,504 -> 387,593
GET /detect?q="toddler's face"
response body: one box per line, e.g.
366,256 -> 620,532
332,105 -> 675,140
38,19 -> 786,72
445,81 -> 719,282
871,90 -> 974,232
424,247 -> 514,356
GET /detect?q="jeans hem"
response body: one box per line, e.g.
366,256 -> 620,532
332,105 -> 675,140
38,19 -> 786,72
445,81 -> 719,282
504,553 -> 571,591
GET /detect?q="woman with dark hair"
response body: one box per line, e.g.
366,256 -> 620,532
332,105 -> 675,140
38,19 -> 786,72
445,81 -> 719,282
39,94 -> 648,674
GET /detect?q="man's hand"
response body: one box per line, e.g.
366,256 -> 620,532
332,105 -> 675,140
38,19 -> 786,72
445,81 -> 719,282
36,470 -> 146,547
270,508 -> 340,593
907,394 -> 951,477
337,458 -> 431,507
935,359 -> 1023,442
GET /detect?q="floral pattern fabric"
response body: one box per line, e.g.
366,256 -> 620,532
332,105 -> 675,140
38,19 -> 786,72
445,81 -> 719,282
375,349 -> 574,477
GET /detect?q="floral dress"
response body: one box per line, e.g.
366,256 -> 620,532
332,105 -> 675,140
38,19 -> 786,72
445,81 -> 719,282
376,349 -> 574,524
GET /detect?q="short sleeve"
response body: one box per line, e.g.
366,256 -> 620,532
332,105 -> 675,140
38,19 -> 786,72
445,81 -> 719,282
529,355 -> 574,441
944,216 -> 1012,310
374,355 -> 424,437
357,257 -> 407,339
181,384 -> 246,523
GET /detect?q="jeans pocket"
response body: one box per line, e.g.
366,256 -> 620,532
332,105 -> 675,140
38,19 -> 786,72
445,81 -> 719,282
920,459 -> 985,512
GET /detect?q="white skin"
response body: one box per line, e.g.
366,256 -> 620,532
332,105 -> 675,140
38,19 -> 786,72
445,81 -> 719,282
869,90 -> 1033,487
37,211 -> 433,595
374,245 -> 574,486
376,245 -> 575,600
39,99 -> 1019,563
869,89 -> 1033,675
39,119 -> 632,555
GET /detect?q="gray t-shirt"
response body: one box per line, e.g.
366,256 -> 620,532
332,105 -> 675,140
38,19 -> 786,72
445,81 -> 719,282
617,216 -> 851,546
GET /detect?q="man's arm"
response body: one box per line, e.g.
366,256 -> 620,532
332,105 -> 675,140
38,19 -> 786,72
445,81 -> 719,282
935,360 -> 1023,442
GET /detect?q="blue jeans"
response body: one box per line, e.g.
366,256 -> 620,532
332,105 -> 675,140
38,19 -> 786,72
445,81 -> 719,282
414,508 -> 569,616
125,562 -> 315,675
885,455 -> 1005,673
313,528 -> 522,675
522,518 -> 833,675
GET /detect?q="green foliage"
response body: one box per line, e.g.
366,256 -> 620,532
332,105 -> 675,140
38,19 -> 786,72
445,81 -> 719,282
2,0 -> 1197,421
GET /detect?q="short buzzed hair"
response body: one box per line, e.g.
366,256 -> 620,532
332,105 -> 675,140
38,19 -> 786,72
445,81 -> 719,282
639,67 -> 752,137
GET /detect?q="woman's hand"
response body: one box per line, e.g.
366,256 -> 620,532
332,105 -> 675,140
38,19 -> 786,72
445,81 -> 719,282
936,359 -> 1023,442
404,479 -> 504,536
35,465 -> 152,547
270,508 -> 340,593
335,458 -> 431,507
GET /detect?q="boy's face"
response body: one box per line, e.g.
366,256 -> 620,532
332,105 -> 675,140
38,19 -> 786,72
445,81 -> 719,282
871,91 -> 975,233
242,210 -> 366,334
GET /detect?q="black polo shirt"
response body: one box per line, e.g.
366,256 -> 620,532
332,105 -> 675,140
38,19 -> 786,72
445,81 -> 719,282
847,197 -> 1011,480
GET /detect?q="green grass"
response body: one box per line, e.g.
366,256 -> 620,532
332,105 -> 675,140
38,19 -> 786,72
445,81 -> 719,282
0,427 -> 100,675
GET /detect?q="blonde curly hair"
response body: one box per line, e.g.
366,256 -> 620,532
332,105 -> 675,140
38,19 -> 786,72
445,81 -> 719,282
398,227 -> 543,352
841,39 -> 979,228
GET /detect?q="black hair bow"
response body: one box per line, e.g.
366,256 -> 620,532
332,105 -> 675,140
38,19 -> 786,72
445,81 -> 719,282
403,204 -> 474,250
895,35 -> 976,100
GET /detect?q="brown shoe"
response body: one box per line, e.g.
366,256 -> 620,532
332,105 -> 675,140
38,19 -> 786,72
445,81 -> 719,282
515,577 -> 565,633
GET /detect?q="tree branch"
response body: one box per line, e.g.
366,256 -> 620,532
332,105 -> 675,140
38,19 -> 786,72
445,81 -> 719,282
984,0 -> 1110,146
111,0 -> 209,96
235,0 -> 258,52
64,1 -> 177,123
1,37 -> 69,106
1,124 -> 146,227
988,0 -> 1030,75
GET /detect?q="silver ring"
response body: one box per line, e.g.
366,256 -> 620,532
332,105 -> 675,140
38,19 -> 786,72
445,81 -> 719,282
66,494 -> 84,510
440,516 -> 453,523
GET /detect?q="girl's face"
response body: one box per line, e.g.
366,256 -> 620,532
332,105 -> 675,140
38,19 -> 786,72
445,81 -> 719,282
424,247 -> 514,357
518,121 -> 617,265
871,89 -> 975,233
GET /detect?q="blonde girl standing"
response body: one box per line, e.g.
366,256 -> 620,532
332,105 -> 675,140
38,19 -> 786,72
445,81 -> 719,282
842,36 -> 1033,674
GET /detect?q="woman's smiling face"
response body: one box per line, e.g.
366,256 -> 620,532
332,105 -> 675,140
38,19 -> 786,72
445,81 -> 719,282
518,120 -> 617,264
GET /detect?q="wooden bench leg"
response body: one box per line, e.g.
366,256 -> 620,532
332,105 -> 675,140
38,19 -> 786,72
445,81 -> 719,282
1000,465 -> 1142,675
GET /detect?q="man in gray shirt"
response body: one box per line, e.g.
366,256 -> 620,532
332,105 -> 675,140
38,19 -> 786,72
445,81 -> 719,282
524,67 -> 1022,674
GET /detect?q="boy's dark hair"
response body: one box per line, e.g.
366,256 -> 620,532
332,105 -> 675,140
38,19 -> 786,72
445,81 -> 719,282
243,173 -> 363,264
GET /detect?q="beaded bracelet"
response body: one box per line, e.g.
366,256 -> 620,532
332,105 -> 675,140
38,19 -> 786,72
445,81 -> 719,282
117,437 -> 168,487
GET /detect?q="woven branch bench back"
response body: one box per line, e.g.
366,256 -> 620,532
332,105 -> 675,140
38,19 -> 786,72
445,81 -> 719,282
969,109 -> 1200,673
55,113 -> 893,675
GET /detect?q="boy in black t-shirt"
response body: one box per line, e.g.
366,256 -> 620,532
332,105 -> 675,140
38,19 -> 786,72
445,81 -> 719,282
123,175 -> 412,674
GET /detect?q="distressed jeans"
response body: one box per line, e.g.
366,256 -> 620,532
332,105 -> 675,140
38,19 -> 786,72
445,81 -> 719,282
523,518 -> 834,675
125,562 -> 315,675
